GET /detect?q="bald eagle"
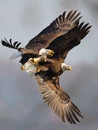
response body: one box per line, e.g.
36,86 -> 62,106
1,10 -> 91,124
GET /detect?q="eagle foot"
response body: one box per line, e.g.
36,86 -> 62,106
32,57 -> 47,64
42,57 -> 47,62
36,68 -> 41,73
21,65 -> 25,70
32,58 -> 40,64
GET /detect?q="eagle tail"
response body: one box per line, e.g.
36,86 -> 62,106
10,52 -> 22,60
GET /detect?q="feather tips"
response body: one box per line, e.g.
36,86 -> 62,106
1,38 -> 21,50
53,10 -> 82,31
35,74 -> 83,124
26,10 -> 82,50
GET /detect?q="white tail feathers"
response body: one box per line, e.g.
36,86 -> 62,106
10,52 -> 22,60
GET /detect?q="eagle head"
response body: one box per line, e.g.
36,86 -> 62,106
61,63 -> 72,72
39,48 -> 54,57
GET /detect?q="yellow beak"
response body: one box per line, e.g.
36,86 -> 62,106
48,50 -> 54,56
67,66 -> 72,71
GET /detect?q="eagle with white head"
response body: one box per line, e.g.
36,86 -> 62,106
1,10 -> 91,124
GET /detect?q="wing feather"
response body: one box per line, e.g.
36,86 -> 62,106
35,72 -> 83,124
47,22 -> 91,59
1,38 -> 21,50
26,10 -> 81,50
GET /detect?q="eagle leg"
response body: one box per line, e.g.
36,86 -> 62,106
32,56 -> 47,64
36,68 -> 41,73
32,57 -> 42,64
21,58 -> 41,74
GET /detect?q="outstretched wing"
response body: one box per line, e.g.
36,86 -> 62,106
35,71 -> 83,124
26,10 -> 81,50
47,21 -> 91,59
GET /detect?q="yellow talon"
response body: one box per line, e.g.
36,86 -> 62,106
36,68 -> 40,72
32,58 -> 39,64
21,65 -> 25,70
43,58 -> 47,62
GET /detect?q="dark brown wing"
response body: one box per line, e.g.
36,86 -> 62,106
47,22 -> 92,59
25,10 -> 81,51
35,71 -> 83,124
